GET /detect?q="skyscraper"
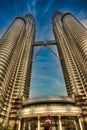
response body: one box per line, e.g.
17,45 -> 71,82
0,11 -> 87,130
0,14 -> 35,127
52,11 -> 87,128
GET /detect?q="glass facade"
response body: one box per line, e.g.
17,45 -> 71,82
17,97 -> 83,130
20,116 -> 81,130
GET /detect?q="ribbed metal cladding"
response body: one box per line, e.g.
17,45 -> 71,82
52,11 -> 87,126
0,18 -> 26,115
62,13 -> 87,65
0,18 -> 25,90
0,14 -> 35,126
61,13 -> 87,98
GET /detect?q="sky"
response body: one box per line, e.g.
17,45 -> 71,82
0,0 -> 87,98
30,45 -> 66,98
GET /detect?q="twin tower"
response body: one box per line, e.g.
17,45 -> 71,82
0,12 -> 87,130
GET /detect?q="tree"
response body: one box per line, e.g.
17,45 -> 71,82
0,122 -> 12,130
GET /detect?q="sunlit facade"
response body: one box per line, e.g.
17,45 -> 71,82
0,12 -> 86,130
17,96 -> 83,130
0,14 -> 35,127
52,11 -> 87,129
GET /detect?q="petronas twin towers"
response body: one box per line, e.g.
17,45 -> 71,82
0,12 -> 87,129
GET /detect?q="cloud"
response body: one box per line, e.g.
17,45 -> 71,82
76,10 -> 87,28
0,26 -> 7,38
81,19 -> 87,28
30,76 -> 66,98
32,0 -> 37,7
42,0 -> 54,15
27,3 -> 32,13
36,22 -> 54,41
77,10 -> 87,19
30,45 -> 66,98
0,19 -> 12,38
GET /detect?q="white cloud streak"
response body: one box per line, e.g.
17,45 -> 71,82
81,19 -> 87,28
76,10 -> 87,28
30,46 -> 66,98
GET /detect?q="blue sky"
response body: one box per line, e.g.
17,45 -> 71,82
0,0 -> 87,98
0,0 -> 87,40
30,45 -> 66,98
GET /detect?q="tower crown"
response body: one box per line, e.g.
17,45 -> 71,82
23,13 -> 35,24
52,11 -> 63,21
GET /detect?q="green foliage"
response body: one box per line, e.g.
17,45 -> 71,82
0,122 -> 12,130
0,122 -> 3,130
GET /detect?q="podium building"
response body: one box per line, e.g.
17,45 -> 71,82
0,12 -> 87,130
